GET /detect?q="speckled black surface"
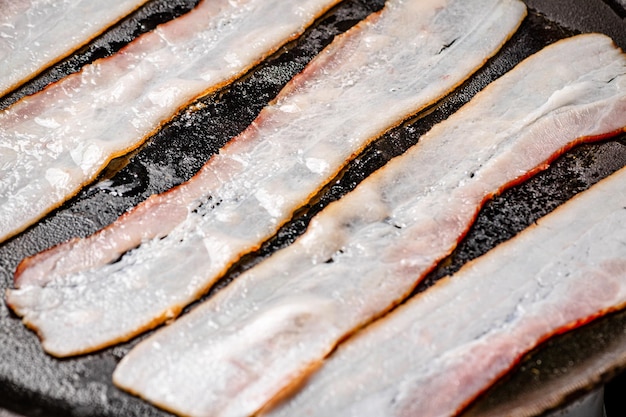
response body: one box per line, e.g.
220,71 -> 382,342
0,1 -> 625,416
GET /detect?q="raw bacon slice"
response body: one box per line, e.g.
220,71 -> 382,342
111,34 -> 626,417
5,0 -> 527,358
0,0 -> 151,97
0,0 -> 343,243
265,167 -> 626,417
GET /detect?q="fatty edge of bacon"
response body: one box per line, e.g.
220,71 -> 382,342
264,169 -> 626,417
0,0 -> 151,97
6,0 -> 527,359
111,34 -> 626,417
0,0 -> 343,243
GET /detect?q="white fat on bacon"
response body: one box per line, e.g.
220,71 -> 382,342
0,0 -> 151,97
265,168 -> 626,417
6,0 -> 527,359
0,0 -> 343,243
111,34 -> 626,417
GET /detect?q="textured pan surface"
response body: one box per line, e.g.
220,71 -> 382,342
0,0 -> 625,416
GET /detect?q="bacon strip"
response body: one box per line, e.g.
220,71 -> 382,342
5,0 -> 527,359
265,168 -> 626,417
0,0 -> 343,243
111,34 -> 626,417
0,0 -> 151,97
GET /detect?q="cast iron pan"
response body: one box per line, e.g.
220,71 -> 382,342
1,1 -> 626,416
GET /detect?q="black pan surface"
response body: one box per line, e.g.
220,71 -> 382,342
0,1 -> 625,416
